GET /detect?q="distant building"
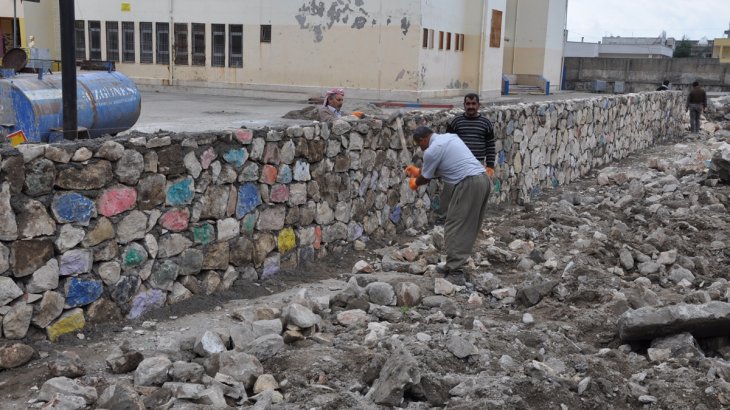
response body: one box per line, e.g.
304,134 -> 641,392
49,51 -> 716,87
713,25 -> 730,63
0,0 -> 27,59
565,36 -> 674,59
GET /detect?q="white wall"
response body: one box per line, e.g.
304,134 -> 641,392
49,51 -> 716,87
479,0 -> 506,98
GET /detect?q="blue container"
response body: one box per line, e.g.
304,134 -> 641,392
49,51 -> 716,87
0,71 -> 141,142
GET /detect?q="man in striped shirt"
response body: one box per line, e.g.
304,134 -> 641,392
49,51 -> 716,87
435,93 -> 495,224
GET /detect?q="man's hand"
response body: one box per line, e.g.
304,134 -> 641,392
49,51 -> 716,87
485,167 -> 494,178
405,165 -> 421,178
408,177 -> 418,191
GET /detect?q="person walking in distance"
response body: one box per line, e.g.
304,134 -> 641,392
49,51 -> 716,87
405,126 -> 490,285
687,81 -> 707,133
434,93 -> 496,225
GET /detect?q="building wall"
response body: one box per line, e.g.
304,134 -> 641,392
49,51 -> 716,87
714,38 -> 730,63
21,0 -> 57,55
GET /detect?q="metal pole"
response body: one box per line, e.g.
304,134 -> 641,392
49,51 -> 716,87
13,0 -> 18,48
59,0 -> 78,140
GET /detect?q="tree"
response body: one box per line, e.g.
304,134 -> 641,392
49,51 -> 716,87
673,36 -> 691,58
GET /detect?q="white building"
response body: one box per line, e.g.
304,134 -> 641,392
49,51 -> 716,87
22,0 -> 567,99
565,36 -> 674,59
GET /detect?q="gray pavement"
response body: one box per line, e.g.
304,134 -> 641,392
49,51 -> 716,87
125,89 -> 603,134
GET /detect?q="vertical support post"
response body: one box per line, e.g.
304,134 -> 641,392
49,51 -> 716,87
13,0 -> 18,48
59,0 -> 78,140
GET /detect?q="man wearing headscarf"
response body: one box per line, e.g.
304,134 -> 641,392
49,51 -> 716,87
319,88 -> 345,123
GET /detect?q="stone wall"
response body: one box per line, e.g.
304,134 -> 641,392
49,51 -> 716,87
564,57 -> 730,93
0,91 -> 686,341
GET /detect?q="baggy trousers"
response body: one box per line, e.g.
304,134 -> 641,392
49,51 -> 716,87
689,104 -> 702,133
444,173 -> 491,271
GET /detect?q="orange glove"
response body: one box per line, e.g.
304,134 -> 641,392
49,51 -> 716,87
408,177 -> 418,191
405,165 -> 421,178
352,111 -> 364,118
485,167 -> 494,177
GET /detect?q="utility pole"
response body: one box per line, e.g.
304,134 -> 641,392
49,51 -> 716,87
13,0 -> 18,48
59,0 -> 78,140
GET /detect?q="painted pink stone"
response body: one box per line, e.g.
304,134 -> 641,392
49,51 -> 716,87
259,165 -> 278,185
270,184 -> 289,203
200,147 -> 217,169
160,208 -> 190,232
98,187 -> 137,217
235,129 -> 253,144
313,226 -> 322,250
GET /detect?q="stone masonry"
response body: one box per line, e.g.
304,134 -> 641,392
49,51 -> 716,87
0,91 -> 685,341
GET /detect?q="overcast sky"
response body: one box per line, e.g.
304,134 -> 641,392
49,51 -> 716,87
567,0 -> 730,43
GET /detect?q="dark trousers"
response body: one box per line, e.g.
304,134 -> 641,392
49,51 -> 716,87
444,174 -> 491,271
689,104 -> 702,133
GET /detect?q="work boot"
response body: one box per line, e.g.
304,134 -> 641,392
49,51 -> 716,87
435,263 -> 448,274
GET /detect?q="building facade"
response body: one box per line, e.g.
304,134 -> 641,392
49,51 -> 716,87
22,0 -> 565,99
565,36 -> 675,59
0,0 -> 27,60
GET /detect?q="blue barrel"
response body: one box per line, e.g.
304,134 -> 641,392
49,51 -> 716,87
0,71 -> 141,142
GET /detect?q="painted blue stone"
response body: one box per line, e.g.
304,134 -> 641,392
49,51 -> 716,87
347,222 -> 363,242
223,148 -> 248,168
276,165 -> 292,183
166,178 -> 194,205
389,205 -> 401,224
262,254 -> 280,279
52,193 -> 95,224
369,170 -> 379,190
65,278 -> 103,308
358,174 -> 370,197
431,197 -> 441,211
236,183 -> 262,218
498,150 -> 506,165
506,120 -> 515,135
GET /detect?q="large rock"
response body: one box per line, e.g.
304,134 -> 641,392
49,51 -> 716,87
115,149 -> 145,185
23,158 -> 55,196
0,242 -> 8,274
134,356 -> 172,386
51,193 -> 95,225
245,334 -> 284,361
16,199 -> 56,239
48,350 -> 86,378
47,308 -> 86,342
285,303 -> 320,328
217,351 -> 263,389
618,302 -> 730,342
0,276 -> 23,306
11,239 -> 55,277
157,234 -> 192,258
0,343 -> 35,369
136,174 -> 167,210
117,211 -> 148,244
55,160 -> 113,190
59,249 -> 93,276
32,291 -> 65,328
82,216 -> 115,247
0,182 -> 18,241
3,303 -> 33,339
370,347 -> 421,406
97,382 -> 145,410
65,278 -> 103,307
365,282 -> 396,306
106,342 -> 145,374
38,377 -> 98,405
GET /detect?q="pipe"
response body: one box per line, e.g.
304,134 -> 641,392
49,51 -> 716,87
59,0 -> 78,140
168,0 -> 174,85
476,0 -> 486,95
13,0 -> 17,48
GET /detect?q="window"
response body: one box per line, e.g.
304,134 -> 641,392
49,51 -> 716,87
74,20 -> 85,60
106,22 -> 119,61
174,23 -> 188,65
490,10 -> 502,48
122,22 -> 135,62
455,32 -> 460,51
460,34 -> 465,51
156,22 -> 169,64
260,24 -> 271,43
446,32 -> 451,50
211,24 -> 225,67
422,28 -> 428,48
88,21 -> 101,60
229,24 -> 243,67
192,23 -> 205,66
438,31 -> 444,50
429,29 -> 434,49
140,22 -> 153,63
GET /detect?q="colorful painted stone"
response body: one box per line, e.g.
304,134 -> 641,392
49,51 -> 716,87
200,147 -> 217,169
262,253 -> 281,279
276,165 -> 292,183
223,148 -> 248,168
313,226 -> 322,250
389,205 -> 401,224
160,208 -> 190,232
241,213 -> 257,235
47,308 -> 85,342
65,278 -> 103,307
236,183 -> 262,218
277,227 -> 296,254
122,243 -> 148,269
59,249 -> 93,276
166,178 -> 194,206
51,193 -> 95,224
235,128 -> 253,144
270,184 -> 289,203
192,223 -> 215,245
127,289 -> 167,320
259,165 -> 278,185
98,186 -> 137,217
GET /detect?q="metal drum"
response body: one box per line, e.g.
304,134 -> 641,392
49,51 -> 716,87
0,71 -> 141,142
